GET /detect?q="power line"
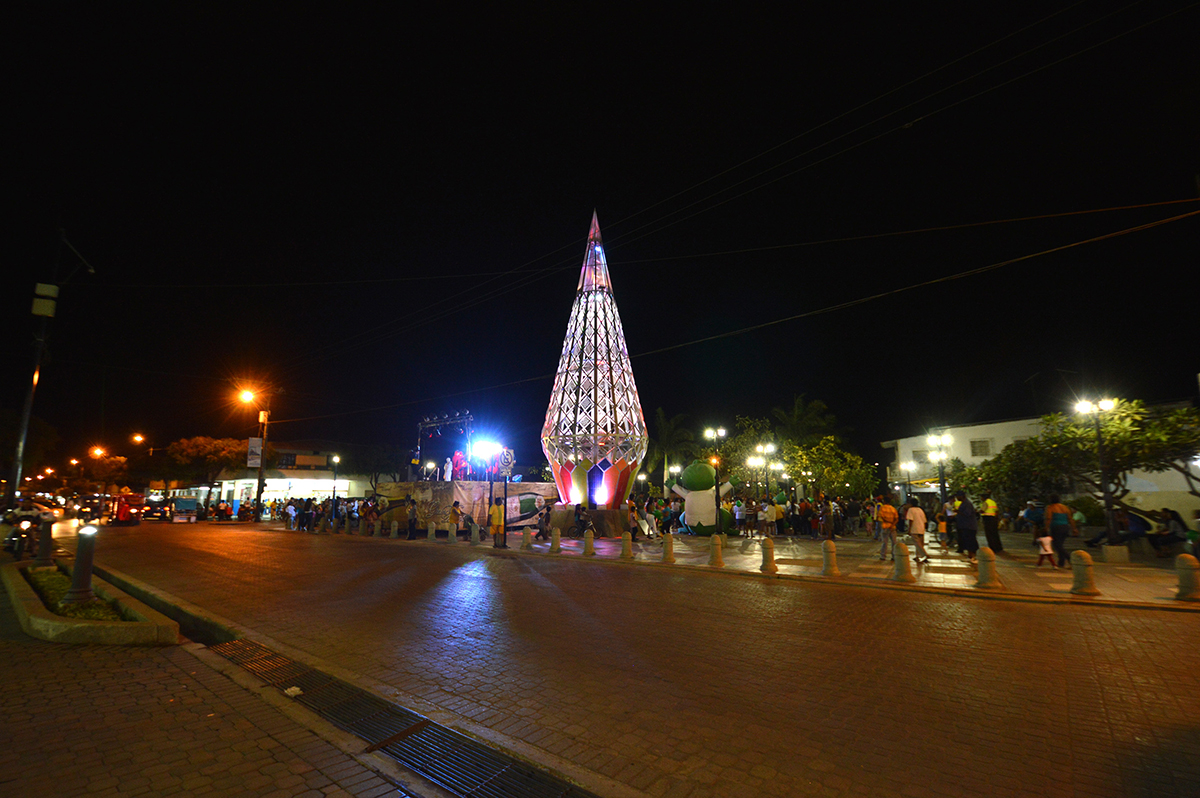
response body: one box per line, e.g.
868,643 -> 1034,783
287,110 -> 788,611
265,207 -> 1198,426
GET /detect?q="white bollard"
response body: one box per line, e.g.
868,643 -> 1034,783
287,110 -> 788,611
821,539 -> 841,577
446,523 -> 456,545
522,529 -> 532,550
620,531 -> 633,560
975,546 -> 1005,590
708,534 -> 725,568
427,521 -> 436,542
470,523 -> 480,545
1070,550 -> 1100,596
661,533 -> 675,564
889,541 -> 916,583
760,536 -> 778,574
583,529 -> 595,556
550,527 -> 561,554
390,520 -> 400,539
1174,553 -> 1200,602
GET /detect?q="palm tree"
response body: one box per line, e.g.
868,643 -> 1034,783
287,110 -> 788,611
644,408 -> 698,491
772,394 -> 844,447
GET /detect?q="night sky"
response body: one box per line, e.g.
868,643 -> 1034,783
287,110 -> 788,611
8,2 -> 1199,476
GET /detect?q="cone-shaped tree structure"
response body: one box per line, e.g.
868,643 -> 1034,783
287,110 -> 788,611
541,212 -> 648,509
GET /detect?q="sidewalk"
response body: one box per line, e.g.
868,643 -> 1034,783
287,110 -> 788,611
502,525 -> 1195,607
0,575 -> 440,798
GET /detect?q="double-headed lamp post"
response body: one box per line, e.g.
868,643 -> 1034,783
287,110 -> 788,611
705,427 -> 726,538
1076,399 -> 1118,544
900,461 -> 916,503
926,433 -> 952,508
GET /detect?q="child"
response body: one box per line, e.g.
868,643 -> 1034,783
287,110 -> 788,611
1035,533 -> 1057,568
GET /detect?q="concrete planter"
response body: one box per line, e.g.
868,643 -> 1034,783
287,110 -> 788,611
1,560 -> 179,645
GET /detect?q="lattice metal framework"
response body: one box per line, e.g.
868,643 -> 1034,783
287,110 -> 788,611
541,212 -> 648,508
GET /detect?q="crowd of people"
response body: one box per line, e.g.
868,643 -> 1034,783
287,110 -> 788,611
203,489 -> 1199,564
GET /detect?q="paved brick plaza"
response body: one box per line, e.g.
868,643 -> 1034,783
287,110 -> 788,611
7,521 -> 1199,797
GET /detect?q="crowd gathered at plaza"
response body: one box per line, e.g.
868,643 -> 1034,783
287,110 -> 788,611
199,489 -> 1199,568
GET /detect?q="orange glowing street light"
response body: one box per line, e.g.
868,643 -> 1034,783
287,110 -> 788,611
132,434 -> 145,444
90,447 -> 105,458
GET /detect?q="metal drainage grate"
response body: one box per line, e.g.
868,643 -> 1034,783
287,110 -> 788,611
209,640 -> 600,798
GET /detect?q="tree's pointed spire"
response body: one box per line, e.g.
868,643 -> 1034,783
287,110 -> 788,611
577,210 -> 612,293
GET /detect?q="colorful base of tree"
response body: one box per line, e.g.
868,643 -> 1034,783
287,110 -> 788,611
548,455 -> 636,509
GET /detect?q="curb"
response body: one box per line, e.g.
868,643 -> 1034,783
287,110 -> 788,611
374,534 -> 1200,613
0,560 -> 180,644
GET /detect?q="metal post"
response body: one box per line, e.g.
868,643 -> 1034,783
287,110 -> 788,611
33,519 -> 55,568
61,526 -> 98,604
1092,413 -> 1118,544
254,398 -> 270,522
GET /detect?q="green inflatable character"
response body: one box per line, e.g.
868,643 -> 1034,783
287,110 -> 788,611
670,461 -> 735,536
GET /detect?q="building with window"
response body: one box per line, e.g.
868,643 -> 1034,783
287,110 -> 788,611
882,416 -> 1200,518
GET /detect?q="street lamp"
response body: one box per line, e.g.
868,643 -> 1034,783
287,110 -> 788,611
331,455 -> 340,515
1076,399 -> 1118,544
926,433 -> 952,508
705,427 -> 727,538
637,473 -> 647,497
900,461 -> 915,502
239,388 -> 275,522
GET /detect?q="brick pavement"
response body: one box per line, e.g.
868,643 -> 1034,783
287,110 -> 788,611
0,579 -> 437,798
32,521 -> 1200,798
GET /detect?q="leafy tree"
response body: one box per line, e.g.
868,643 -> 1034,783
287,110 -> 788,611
644,408 -> 698,490
341,444 -> 407,493
772,394 -> 845,447
166,437 -> 257,495
706,415 -> 773,490
779,436 -> 877,500
1039,400 -> 1200,506
955,443 -> 1069,515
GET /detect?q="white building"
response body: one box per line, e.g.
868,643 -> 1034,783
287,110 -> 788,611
175,441 -> 373,511
881,416 -> 1200,518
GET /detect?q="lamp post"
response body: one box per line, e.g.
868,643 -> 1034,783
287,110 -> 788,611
1076,399 -> 1118,544
900,461 -> 915,503
926,433 -> 952,509
637,473 -> 647,497
704,427 -> 726,539
61,525 -> 99,604
331,455 -> 340,523
239,389 -> 275,522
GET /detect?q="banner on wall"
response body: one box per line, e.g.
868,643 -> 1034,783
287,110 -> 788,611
374,480 -> 559,529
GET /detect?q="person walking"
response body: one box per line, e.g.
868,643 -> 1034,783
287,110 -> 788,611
981,491 -> 1003,552
944,496 -> 959,552
955,491 -> 980,564
1042,495 -> 1077,567
906,497 -> 930,564
877,494 -> 899,560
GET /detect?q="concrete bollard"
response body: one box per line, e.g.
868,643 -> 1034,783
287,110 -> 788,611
583,529 -> 596,556
1070,550 -> 1101,596
427,521 -> 436,542
620,531 -> 633,560
390,520 -> 400,539
470,523 -> 480,545
318,515 -> 328,534
522,529 -> 532,550
974,546 -> 1005,590
708,534 -> 725,568
1175,553 -> 1200,602
661,533 -> 675,564
446,524 -> 456,545
550,527 -> 562,554
760,536 -> 778,575
821,539 -> 841,577
889,541 -> 916,583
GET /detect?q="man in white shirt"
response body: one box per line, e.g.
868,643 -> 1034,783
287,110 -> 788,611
906,497 -> 930,564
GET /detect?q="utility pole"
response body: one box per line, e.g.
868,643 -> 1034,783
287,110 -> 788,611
6,230 -> 94,509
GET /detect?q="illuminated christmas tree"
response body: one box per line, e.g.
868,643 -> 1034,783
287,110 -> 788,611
541,211 -> 648,509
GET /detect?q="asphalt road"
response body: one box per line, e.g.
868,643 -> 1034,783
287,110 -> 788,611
54,521 -> 1200,798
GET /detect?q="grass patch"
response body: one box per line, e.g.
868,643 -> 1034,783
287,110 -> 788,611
23,567 -> 127,622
